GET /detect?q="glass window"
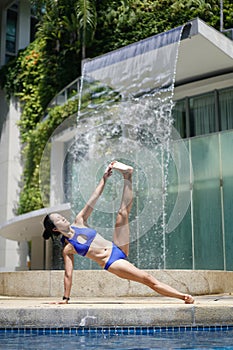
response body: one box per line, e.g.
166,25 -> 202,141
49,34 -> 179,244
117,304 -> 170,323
220,131 -> 233,270
172,100 -> 186,138
30,4 -> 39,42
219,88 -> 233,131
5,2 -> 38,62
173,87 -> 233,139
189,92 -> 216,137
30,16 -> 38,42
6,9 -> 17,54
191,134 -> 224,269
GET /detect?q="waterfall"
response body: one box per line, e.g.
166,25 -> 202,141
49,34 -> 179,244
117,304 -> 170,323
71,26 -> 185,268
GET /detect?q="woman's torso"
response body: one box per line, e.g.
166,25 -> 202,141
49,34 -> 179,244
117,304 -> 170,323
65,225 -> 113,268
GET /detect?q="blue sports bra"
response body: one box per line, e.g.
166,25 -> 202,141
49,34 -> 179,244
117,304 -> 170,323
61,226 -> 97,256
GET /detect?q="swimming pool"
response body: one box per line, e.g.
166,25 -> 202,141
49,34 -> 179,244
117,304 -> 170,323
1,326 -> 233,349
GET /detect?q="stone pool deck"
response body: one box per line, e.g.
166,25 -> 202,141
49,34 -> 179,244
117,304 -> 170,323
0,294 -> 233,328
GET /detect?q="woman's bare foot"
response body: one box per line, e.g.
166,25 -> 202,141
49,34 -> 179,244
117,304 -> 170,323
111,161 -> 133,174
184,294 -> 195,304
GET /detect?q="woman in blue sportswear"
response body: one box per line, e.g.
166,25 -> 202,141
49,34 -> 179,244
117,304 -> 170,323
43,161 -> 194,304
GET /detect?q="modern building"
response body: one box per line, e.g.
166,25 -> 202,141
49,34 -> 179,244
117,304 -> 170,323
0,3 -> 233,272
0,0 -> 34,271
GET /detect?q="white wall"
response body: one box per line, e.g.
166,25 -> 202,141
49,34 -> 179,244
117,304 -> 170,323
0,94 -> 28,271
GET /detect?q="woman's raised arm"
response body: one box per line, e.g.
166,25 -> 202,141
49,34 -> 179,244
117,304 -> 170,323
74,162 -> 114,225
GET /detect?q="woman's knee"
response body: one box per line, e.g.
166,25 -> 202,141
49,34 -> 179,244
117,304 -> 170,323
117,208 -> 129,221
142,272 -> 158,287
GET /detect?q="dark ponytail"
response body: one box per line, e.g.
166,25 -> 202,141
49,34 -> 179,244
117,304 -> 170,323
42,214 -> 59,241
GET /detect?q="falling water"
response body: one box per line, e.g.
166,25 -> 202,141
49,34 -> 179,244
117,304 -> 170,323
57,25 -> 190,269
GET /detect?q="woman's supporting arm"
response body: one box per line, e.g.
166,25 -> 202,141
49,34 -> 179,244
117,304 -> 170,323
62,248 -> 74,303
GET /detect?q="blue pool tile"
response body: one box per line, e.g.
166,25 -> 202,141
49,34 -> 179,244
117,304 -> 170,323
141,327 -> 148,335
122,328 -> 128,335
128,327 -> 135,334
1,325 -> 233,335
166,326 -> 173,332
25,328 -> 31,334
77,327 -> 84,335
63,327 -> 70,334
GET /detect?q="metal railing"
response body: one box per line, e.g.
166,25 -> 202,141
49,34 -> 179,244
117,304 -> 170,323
43,77 -> 81,120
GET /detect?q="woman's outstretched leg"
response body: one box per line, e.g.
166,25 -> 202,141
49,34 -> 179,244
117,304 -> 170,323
108,259 -> 194,304
112,161 -> 133,256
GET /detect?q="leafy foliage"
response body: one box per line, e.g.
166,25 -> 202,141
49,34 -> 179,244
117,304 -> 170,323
93,0 -> 233,56
76,0 -> 97,58
17,99 -> 79,214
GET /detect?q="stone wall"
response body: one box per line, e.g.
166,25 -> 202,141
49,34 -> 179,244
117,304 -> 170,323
0,270 -> 233,297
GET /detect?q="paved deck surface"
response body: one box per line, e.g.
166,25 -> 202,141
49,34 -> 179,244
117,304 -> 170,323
0,294 -> 233,328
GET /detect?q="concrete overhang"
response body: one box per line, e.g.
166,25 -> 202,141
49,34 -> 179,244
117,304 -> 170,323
84,18 -> 233,95
0,203 -> 71,241
176,18 -> 233,86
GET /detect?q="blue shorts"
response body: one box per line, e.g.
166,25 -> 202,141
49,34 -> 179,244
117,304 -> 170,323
104,243 -> 127,270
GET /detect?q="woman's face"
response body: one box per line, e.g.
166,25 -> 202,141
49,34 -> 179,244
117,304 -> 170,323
50,213 -> 70,233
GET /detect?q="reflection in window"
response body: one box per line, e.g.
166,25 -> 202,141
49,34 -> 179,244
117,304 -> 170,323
5,2 -> 38,63
173,100 -> 186,138
6,6 -> 18,55
189,93 -> 216,137
30,6 -> 38,42
219,88 -> 233,131
172,86 -> 233,139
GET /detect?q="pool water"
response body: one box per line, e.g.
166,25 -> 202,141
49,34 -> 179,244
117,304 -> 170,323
1,328 -> 233,349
